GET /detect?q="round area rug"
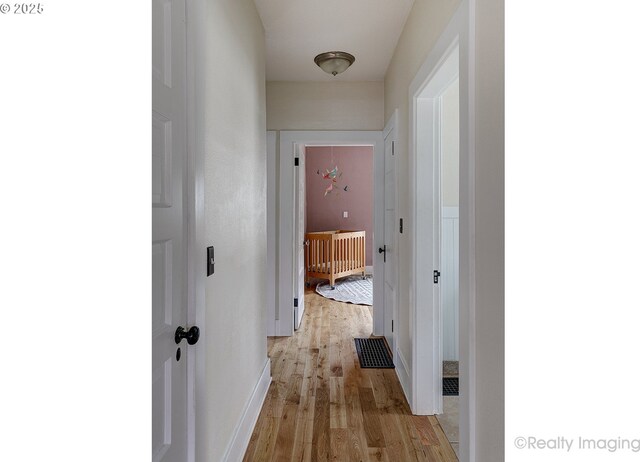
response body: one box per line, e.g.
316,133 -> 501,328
315,275 -> 372,306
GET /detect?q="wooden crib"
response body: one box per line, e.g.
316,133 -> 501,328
305,230 -> 366,288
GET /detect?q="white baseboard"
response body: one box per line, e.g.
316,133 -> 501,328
222,359 -> 271,462
395,347 -> 412,411
365,265 -> 374,275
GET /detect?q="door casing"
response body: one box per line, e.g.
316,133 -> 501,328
413,42 -> 458,416
382,111 -> 399,365
293,144 -> 306,330
183,0 -> 207,459
278,131 -> 385,336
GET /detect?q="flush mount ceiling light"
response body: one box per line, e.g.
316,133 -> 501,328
314,51 -> 355,76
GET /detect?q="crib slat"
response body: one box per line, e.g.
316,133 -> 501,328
324,239 -> 327,274
339,237 -> 342,274
337,237 -> 340,274
312,238 -> 316,273
344,237 -> 347,272
352,237 -> 360,269
350,236 -> 353,271
346,236 -> 349,272
326,239 -> 329,274
355,236 -> 358,271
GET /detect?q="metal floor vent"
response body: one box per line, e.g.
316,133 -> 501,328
354,338 -> 395,368
443,377 -> 459,396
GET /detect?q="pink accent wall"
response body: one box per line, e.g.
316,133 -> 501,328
305,146 -> 374,266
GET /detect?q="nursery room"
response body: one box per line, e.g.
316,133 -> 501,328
304,145 -> 374,305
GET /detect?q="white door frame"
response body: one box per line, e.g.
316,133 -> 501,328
266,131 -> 277,336
293,143 -> 306,330
411,41 -> 459,416
278,131 -> 385,336
382,110 -> 399,366
408,1 -> 475,459
185,0 -> 205,459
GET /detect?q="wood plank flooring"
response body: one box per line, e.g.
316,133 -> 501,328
243,287 -> 458,462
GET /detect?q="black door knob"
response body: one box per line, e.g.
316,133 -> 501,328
175,326 -> 200,345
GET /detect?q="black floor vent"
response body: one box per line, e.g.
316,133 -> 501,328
443,377 -> 459,396
354,338 -> 395,368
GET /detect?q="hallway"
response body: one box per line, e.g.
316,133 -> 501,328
243,287 -> 458,461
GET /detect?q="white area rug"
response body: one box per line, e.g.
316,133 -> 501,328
315,275 -> 373,306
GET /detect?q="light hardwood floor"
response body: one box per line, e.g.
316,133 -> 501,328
243,287 -> 458,462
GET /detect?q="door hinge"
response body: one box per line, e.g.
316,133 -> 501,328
391,319 -> 394,332
433,270 -> 441,284
294,157 -> 299,166
392,141 -> 395,155
294,298 -> 299,307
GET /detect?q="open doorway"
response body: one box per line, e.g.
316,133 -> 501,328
414,49 -> 460,456
299,144 -> 374,320
414,42 -> 460,453
411,38 -> 460,453
275,131 -> 385,337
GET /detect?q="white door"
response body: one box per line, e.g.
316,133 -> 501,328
152,0 -> 190,460
294,145 -> 306,329
383,134 -> 397,354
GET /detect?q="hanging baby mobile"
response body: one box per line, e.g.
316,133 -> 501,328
317,147 -> 349,198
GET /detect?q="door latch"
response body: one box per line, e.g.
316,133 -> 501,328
378,245 -> 387,263
433,270 -> 441,284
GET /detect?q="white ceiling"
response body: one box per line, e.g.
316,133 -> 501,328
253,0 -> 415,82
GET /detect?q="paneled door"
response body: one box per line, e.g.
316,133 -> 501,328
152,0 -> 189,460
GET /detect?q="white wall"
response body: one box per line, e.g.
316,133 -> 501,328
198,0 -> 268,460
267,81 -> 384,130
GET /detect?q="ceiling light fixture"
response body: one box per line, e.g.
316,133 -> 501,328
314,51 -> 355,76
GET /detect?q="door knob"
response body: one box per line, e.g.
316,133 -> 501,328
175,326 -> 200,345
378,245 -> 386,263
